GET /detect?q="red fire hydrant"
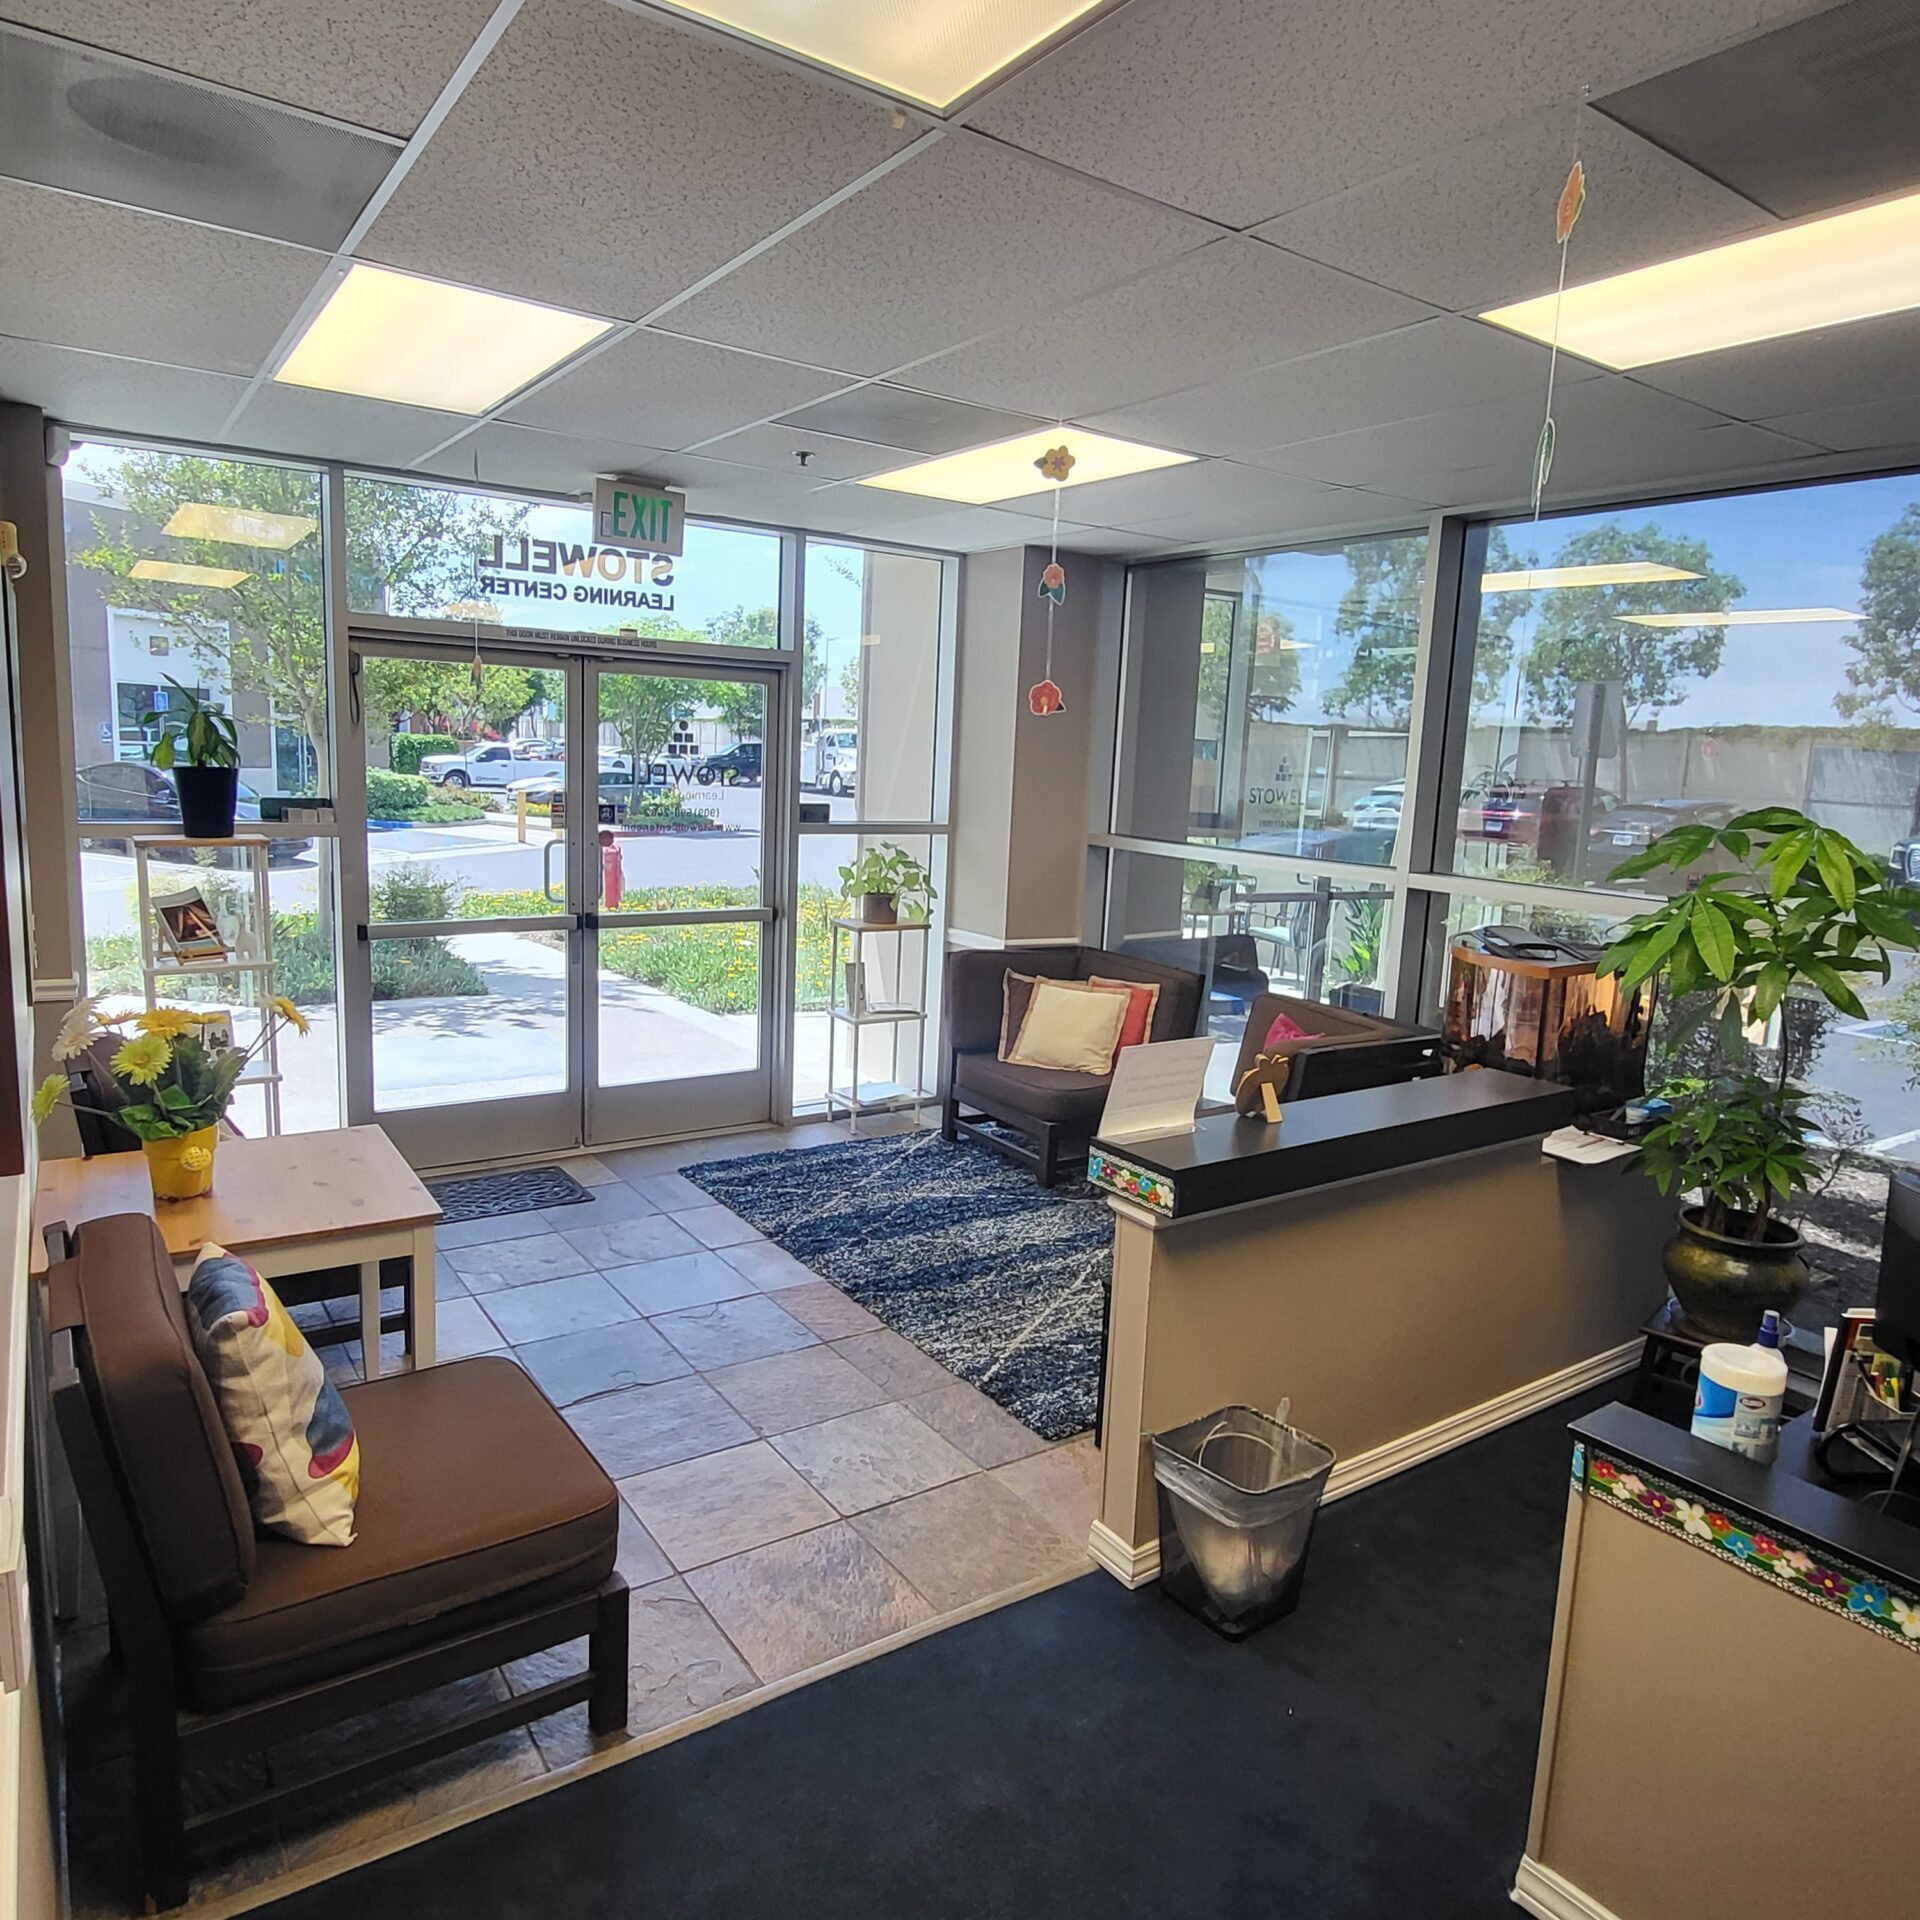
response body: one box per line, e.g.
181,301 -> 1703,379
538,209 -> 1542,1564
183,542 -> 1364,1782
599,829 -> 623,910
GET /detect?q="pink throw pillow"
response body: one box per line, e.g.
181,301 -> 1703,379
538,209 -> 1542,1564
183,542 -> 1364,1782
1263,1010 -> 1321,1049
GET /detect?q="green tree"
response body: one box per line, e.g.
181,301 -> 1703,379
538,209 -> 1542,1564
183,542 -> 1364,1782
705,604 -> 829,711
1324,529 -> 1525,727
1518,522 -> 1743,727
1197,594 -> 1301,722
1837,501 -> 1920,726
361,659 -> 542,748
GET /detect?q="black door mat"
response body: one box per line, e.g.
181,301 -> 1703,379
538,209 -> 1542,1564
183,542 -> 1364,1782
426,1164 -> 591,1224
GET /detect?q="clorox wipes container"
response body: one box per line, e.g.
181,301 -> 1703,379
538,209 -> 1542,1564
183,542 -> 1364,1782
1691,1310 -> 1789,1465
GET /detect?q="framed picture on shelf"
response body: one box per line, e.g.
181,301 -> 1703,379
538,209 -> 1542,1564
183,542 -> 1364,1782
153,887 -> 228,963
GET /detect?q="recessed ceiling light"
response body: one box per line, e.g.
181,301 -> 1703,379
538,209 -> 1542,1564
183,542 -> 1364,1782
274,263 -> 612,414
1617,607 -> 1860,627
129,559 -> 249,588
1482,562 -> 1702,592
859,428 -> 1192,505
1481,190 -> 1920,368
164,503 -> 317,549
660,0 -> 1111,109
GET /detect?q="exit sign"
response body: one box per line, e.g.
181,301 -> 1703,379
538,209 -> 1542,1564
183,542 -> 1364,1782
593,476 -> 687,557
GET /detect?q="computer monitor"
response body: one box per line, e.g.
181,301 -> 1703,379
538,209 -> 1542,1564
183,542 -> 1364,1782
1876,1167 -> 1920,1374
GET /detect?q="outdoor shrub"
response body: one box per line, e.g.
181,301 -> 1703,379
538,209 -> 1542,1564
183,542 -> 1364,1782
372,863 -> 459,922
366,770 -> 434,818
371,938 -> 485,1000
388,733 -> 460,775
272,909 -> 337,1004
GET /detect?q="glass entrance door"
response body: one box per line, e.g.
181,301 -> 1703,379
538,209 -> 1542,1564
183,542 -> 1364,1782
585,662 -> 776,1142
346,639 -> 780,1165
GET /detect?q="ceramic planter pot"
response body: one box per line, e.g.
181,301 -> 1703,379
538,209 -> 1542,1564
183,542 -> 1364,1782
861,891 -> 898,925
173,765 -> 239,839
1661,1204 -> 1810,1341
144,1126 -> 217,1201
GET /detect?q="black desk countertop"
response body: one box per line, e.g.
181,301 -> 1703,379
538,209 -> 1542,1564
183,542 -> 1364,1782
1573,1401 -> 1920,1598
1088,1068 -> 1578,1221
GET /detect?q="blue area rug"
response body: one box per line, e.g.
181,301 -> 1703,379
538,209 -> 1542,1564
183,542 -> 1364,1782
681,1132 -> 1111,1440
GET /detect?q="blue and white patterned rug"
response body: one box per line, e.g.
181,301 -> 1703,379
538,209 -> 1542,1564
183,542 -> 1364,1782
681,1132 -> 1110,1440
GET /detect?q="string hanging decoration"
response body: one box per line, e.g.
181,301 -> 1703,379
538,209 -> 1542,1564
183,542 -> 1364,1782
1532,151 -> 1587,519
1028,442 -> 1076,717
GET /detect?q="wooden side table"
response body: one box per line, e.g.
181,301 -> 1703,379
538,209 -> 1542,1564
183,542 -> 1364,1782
31,1125 -> 441,1376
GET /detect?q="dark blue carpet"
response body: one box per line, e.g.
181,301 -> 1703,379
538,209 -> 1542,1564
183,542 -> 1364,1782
682,1132 -> 1109,1439
249,1383 -> 1614,1920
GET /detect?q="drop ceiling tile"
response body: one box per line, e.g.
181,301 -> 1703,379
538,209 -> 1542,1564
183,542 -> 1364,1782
0,337 -> 245,441
362,0 -> 914,321
1256,106 -> 1772,314
695,424 -> 917,481
967,0 -> 1820,226
1759,396 -> 1920,455
1624,309 -> 1920,419
3,0 -> 504,136
775,385 -> 1044,455
1051,527 -> 1189,558
1249,377 -> 1732,486
904,236 -> 1434,417
1117,489 -> 1425,549
1087,317 -> 1598,459
0,180 -> 323,375
831,504 -> 1070,552
503,329 -> 853,450
1003,458 -> 1348,527
657,131 -> 1216,375
229,385 -> 471,467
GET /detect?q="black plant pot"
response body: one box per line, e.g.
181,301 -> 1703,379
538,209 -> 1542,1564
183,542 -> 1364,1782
173,766 -> 239,840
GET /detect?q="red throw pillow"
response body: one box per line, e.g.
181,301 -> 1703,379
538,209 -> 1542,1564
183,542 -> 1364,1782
1264,1010 -> 1321,1049
1089,976 -> 1160,1054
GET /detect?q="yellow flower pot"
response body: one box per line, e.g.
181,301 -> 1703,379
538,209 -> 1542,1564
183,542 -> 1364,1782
144,1127 -> 216,1201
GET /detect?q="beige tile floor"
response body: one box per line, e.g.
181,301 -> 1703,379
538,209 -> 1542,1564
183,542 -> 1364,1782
62,1116 -> 1099,1917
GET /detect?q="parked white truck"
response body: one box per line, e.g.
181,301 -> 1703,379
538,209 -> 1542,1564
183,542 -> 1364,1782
419,741 -> 562,788
799,727 -> 858,796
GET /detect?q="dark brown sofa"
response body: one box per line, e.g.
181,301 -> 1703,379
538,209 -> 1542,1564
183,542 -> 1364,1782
1230,990 -> 1443,1104
942,945 -> 1206,1185
47,1212 -> 629,1911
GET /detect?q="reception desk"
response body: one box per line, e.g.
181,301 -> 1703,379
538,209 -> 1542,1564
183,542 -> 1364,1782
1518,1404 -> 1918,1918
1085,1071 -> 1674,1584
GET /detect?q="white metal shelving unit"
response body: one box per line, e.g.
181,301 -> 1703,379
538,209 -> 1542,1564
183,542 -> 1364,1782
825,916 -> 929,1135
131,833 -> 282,1136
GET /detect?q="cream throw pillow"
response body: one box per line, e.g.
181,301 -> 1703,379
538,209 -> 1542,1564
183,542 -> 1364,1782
1007,977 -> 1129,1074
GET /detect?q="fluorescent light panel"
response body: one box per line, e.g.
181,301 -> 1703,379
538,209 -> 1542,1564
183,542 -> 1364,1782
164,504 -> 316,549
275,264 -> 612,414
1618,607 -> 1860,628
1482,190 -> 1920,368
130,559 -> 249,588
1481,562 -> 1701,592
860,428 -> 1192,504
663,0 -> 1109,109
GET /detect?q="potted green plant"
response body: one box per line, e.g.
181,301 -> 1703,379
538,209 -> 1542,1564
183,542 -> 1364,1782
33,994 -> 309,1200
838,843 -> 937,926
1599,806 -> 1920,1337
144,678 -> 241,838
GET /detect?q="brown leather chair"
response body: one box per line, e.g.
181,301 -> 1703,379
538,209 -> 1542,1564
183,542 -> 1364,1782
941,945 -> 1206,1185
46,1213 -> 629,1912
1231,991 -> 1443,1105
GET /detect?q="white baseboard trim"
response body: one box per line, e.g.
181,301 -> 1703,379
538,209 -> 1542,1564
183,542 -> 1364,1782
1322,1340 -> 1641,1507
1512,1856 -> 1622,1920
1096,1343 -> 1639,1587
1087,1519 -> 1159,1588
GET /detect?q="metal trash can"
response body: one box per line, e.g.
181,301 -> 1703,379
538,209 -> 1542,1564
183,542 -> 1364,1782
1150,1405 -> 1336,1638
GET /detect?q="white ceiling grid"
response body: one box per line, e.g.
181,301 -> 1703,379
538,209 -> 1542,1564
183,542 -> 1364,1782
0,0 -> 1906,559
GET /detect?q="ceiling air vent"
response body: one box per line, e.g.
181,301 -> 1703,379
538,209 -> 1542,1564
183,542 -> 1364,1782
1596,0 -> 1920,220
0,24 -> 399,250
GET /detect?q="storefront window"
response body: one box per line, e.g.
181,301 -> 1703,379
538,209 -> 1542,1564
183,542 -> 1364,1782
1115,530 -> 1429,867
63,441 -> 328,801
344,475 -> 782,647
1452,473 -> 1920,900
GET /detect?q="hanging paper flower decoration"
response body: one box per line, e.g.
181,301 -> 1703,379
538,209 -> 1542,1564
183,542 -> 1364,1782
1028,678 -> 1066,716
1555,159 -> 1587,245
1038,561 -> 1066,606
1035,444 -> 1076,483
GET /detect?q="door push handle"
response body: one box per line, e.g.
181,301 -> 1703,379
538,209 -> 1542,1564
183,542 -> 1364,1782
580,911 -> 599,931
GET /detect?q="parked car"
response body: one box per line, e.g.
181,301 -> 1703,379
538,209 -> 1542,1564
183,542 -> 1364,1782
695,742 -> 762,786
75,763 -> 302,863
1349,782 -> 1405,829
800,728 -> 857,796
1590,798 -> 1739,857
1459,782 -> 1619,847
421,741 -> 561,788
1888,836 -> 1920,888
